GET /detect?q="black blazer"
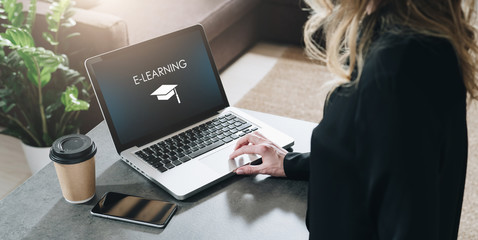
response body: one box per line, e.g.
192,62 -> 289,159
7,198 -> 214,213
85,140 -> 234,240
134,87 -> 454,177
284,30 -> 468,239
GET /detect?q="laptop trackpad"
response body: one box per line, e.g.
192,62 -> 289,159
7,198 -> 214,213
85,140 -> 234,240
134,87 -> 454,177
200,145 -> 260,174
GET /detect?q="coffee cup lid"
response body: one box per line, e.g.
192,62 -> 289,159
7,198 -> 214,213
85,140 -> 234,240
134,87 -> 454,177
50,134 -> 97,164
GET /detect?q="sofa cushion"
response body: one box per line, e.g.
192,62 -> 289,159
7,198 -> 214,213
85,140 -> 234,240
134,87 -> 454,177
199,0 -> 260,41
87,0 -> 261,71
88,0 -> 232,45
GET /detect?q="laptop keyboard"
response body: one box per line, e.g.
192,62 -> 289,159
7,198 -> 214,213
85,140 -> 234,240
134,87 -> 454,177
134,113 -> 257,173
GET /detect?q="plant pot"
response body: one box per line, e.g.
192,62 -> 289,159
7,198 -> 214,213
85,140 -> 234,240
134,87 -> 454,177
21,143 -> 51,175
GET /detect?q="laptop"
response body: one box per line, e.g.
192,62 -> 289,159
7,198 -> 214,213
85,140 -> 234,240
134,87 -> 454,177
84,24 -> 294,200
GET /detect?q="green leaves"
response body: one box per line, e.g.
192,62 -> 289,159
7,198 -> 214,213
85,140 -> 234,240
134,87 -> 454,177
17,47 -> 60,87
61,16 -> 75,28
46,0 -> 71,33
44,100 -> 61,118
0,27 -> 64,87
57,64 -> 85,84
0,0 -> 25,28
0,99 -> 15,113
25,0 -> 37,32
0,27 -> 34,47
43,0 -> 78,51
0,0 -> 89,147
42,32 -> 58,45
61,85 -> 89,112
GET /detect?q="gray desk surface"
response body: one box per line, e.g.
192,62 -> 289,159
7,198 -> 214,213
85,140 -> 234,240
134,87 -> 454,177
0,109 -> 317,240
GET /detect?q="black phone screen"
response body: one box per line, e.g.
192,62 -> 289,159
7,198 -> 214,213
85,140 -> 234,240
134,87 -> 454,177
91,192 -> 177,228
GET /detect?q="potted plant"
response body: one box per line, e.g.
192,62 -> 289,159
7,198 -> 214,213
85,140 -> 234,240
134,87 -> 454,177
0,0 -> 91,173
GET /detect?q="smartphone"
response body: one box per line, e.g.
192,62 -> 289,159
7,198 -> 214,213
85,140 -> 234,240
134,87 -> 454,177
91,192 -> 177,228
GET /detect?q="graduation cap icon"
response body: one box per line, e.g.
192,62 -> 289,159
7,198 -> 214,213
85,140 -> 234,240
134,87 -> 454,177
151,84 -> 181,103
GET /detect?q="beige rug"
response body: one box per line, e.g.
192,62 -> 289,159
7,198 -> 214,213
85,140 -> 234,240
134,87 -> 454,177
235,48 -> 334,123
235,47 -> 478,239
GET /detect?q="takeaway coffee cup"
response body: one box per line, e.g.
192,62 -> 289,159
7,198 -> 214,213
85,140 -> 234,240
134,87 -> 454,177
49,134 -> 97,204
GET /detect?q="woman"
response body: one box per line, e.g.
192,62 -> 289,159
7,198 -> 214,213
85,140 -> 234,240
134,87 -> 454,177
229,0 -> 478,239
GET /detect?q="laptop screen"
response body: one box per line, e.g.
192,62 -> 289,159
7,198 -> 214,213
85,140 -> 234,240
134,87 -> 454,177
85,25 -> 229,152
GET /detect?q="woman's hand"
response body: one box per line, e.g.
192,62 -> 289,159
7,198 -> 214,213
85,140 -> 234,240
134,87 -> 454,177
229,132 -> 287,177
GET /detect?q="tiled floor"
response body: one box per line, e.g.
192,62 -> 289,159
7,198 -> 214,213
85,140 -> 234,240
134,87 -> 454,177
0,42 -> 287,200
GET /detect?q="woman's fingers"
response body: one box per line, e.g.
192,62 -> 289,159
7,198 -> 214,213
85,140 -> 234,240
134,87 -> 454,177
229,144 -> 268,159
235,165 -> 261,175
233,137 -> 251,151
233,132 -> 265,150
229,132 -> 287,177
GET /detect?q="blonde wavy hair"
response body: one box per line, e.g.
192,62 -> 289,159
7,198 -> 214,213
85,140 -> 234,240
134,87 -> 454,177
303,0 -> 478,100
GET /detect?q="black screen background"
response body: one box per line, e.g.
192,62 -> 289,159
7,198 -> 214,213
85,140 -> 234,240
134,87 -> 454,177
89,27 -> 227,149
